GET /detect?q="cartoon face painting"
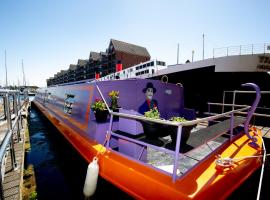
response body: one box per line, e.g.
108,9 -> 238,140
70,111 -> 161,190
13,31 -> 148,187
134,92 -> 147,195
138,82 -> 158,115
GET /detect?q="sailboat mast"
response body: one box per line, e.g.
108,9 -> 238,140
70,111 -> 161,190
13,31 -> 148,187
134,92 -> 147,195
5,50 -> 8,87
22,60 -> 26,87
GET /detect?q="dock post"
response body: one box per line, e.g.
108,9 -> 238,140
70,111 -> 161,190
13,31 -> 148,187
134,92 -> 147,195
3,97 -> 6,120
5,93 -> 17,170
13,93 -> 21,142
18,94 -> 23,129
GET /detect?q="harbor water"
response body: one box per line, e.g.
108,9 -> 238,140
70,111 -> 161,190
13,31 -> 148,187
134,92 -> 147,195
26,103 -> 270,200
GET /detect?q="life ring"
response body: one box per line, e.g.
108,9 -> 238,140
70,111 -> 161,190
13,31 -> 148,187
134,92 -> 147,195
161,75 -> 168,83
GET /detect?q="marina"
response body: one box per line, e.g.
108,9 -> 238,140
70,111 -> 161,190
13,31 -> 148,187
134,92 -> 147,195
1,1 -> 270,199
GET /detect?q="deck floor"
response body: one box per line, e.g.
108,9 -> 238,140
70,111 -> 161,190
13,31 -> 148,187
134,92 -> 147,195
147,118 -> 270,176
0,119 -> 26,200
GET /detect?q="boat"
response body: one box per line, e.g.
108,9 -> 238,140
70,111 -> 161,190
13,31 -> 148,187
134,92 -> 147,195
33,78 -> 264,199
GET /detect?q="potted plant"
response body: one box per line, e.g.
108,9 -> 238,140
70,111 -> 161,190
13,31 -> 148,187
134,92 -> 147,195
142,108 -> 167,138
91,99 -> 108,122
168,117 -> 193,146
109,90 -> 120,120
109,90 -> 119,110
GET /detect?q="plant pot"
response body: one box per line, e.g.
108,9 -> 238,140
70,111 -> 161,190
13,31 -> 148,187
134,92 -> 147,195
169,126 -> 193,146
141,121 -> 170,139
94,110 -> 108,123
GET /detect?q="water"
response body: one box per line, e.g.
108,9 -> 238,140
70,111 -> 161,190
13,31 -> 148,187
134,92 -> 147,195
26,106 -> 133,200
27,104 -> 270,200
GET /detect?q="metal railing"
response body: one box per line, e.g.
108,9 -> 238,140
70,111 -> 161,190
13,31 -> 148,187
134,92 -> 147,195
213,43 -> 270,58
0,90 -> 29,200
96,83 -> 252,182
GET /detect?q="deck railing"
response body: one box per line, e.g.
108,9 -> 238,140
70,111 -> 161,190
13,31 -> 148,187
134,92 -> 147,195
207,90 -> 270,122
213,43 -> 270,58
0,90 -> 29,200
96,84 -> 251,182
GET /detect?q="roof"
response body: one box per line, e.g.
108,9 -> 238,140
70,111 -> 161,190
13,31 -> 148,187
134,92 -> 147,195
69,64 -> 77,71
89,52 -> 101,61
110,39 -> 150,58
77,59 -> 88,66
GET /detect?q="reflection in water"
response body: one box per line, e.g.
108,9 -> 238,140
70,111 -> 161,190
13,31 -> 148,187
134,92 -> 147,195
27,106 -> 133,200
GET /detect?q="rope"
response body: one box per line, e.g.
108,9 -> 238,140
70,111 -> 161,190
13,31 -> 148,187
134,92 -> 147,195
256,135 -> 266,200
215,132 -> 267,200
95,132 -> 110,159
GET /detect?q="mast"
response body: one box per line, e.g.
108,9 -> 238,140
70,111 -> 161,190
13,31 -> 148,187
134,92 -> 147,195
5,50 -> 8,88
202,34 -> 205,60
22,60 -> 26,87
177,43 -> 179,64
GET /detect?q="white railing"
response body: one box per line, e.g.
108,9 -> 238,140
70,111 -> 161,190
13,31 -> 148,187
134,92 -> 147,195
213,43 -> 270,58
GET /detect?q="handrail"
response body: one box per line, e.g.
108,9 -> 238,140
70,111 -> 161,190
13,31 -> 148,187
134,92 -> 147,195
213,43 -> 270,58
96,82 -> 260,183
0,91 -> 29,200
109,106 -> 249,127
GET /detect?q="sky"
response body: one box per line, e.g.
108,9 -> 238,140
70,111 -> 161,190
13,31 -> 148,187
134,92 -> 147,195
0,0 -> 269,87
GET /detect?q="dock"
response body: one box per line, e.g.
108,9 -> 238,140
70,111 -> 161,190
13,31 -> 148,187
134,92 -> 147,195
0,91 -> 30,200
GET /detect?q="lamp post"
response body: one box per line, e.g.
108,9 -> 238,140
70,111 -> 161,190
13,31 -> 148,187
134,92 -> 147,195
202,34 -> 205,60
192,50 -> 194,62
177,43 -> 179,64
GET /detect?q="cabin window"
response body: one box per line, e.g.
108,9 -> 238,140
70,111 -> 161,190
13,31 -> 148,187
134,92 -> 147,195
151,61 -> 154,66
64,94 -> 75,114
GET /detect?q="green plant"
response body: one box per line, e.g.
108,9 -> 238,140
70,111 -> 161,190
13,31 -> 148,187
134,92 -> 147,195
29,191 -> 38,200
144,107 -> 160,119
91,99 -> 107,112
169,116 -> 187,122
109,90 -> 119,110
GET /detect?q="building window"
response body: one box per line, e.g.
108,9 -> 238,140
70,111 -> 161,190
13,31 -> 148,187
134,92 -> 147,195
64,94 -> 75,114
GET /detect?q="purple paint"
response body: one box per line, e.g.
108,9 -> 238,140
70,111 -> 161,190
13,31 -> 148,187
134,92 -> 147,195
242,83 -> 261,141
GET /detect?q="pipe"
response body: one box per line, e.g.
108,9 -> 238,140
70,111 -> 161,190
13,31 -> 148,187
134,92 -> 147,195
242,83 -> 261,142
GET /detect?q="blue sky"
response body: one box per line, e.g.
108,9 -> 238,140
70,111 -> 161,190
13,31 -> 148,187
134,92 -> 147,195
0,0 -> 269,87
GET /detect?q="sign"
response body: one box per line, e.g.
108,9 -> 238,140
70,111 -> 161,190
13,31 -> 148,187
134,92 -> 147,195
257,55 -> 270,70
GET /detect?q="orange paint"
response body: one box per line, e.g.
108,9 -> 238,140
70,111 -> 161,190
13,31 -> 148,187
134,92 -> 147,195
33,100 -> 263,200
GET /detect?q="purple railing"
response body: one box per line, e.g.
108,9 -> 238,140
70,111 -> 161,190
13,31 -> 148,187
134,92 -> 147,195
96,83 -> 260,182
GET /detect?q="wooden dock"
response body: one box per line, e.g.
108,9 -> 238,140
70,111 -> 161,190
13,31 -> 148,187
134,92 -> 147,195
0,96 -> 29,200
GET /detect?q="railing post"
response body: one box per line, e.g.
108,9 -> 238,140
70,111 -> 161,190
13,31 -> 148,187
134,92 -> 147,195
3,97 -> 6,120
106,114 -> 113,149
213,48 -> 215,59
18,94 -> 23,129
222,91 -> 225,113
5,93 -> 17,170
230,113 -> 234,142
13,93 -> 21,142
172,125 -> 182,182
252,44 -> 254,55
232,91 -> 236,111
12,94 -> 15,114
239,45 -> 242,55
227,47 -> 228,56
264,43 -> 266,54
0,162 -> 4,200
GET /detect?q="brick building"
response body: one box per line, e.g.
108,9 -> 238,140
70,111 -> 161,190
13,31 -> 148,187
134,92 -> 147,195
47,39 -> 150,86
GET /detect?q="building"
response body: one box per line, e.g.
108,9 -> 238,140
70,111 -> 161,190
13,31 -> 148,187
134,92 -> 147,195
47,39 -> 151,86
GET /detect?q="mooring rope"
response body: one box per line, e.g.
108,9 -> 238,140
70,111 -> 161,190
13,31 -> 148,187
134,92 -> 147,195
256,135 -> 266,200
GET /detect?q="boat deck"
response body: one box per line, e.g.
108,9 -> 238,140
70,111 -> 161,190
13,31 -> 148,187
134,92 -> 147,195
145,117 -> 268,176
